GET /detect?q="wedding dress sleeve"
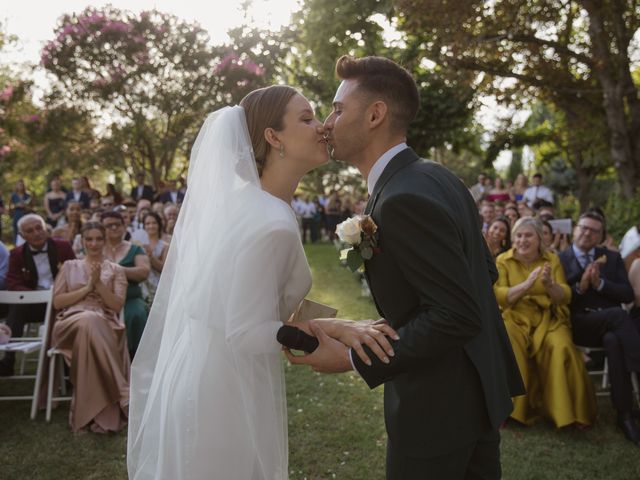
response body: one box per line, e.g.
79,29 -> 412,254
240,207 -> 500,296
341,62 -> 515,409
224,221 -> 308,355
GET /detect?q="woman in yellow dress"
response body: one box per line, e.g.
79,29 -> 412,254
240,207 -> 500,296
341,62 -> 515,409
495,217 -> 596,427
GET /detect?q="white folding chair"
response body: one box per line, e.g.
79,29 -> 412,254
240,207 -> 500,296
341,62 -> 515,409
581,346 -> 640,406
45,307 -> 126,422
0,289 -> 53,419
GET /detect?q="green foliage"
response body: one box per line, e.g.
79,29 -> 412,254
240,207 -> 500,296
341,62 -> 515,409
286,0 -> 481,191
41,6 -> 276,186
604,189 -> 640,242
393,0 -> 640,196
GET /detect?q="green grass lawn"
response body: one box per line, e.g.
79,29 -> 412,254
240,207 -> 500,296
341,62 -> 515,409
1,243 -> 640,479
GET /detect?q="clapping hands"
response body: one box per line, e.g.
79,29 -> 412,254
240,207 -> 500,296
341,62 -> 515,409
88,262 -> 102,291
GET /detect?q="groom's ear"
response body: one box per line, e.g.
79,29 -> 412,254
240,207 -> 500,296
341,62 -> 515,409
264,128 -> 281,150
368,101 -> 388,129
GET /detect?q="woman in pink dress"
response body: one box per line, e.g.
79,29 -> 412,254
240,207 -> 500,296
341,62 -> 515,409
485,176 -> 512,202
52,221 -> 129,433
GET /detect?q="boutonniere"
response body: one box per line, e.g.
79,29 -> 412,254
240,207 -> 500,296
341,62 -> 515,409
337,215 -> 381,272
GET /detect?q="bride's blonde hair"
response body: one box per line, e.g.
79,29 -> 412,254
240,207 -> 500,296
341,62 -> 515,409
240,85 -> 298,177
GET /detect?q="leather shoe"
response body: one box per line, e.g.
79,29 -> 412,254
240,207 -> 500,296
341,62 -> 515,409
617,413 -> 640,446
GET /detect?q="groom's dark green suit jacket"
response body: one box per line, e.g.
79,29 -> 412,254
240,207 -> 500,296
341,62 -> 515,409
353,147 -> 524,459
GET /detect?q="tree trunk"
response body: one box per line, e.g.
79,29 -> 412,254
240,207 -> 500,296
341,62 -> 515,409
582,0 -> 640,198
574,164 -> 594,214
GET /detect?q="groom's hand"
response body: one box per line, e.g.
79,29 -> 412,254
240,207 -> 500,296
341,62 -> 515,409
284,321 -> 352,373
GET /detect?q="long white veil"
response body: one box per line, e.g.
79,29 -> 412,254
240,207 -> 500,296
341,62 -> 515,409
127,106 -> 291,479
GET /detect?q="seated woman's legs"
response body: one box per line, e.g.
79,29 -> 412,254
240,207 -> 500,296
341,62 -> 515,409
504,319 -> 540,425
536,326 -> 597,428
54,311 -> 129,432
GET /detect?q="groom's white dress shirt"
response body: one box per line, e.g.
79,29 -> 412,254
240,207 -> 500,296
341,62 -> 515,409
349,142 -> 408,372
367,142 -> 408,195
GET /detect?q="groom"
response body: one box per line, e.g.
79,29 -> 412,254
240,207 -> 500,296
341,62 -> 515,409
286,56 -> 524,479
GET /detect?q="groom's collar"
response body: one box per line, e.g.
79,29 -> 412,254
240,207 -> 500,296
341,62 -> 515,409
367,142 -> 408,195
364,147 -> 420,215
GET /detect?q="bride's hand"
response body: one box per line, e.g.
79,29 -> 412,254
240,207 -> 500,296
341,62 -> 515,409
328,318 -> 399,366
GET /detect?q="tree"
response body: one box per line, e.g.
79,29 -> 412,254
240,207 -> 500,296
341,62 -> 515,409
41,6 -> 275,187
283,0 -> 481,192
394,0 -> 640,197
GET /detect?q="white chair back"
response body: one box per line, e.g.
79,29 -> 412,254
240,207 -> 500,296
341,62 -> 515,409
0,289 -> 54,419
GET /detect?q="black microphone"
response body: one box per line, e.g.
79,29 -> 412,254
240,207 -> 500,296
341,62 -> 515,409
277,325 -> 319,353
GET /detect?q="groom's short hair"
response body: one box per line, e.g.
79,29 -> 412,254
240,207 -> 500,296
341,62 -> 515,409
335,55 -> 419,134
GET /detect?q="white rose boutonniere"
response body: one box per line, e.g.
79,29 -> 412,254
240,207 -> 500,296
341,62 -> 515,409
337,215 -> 381,272
336,216 -> 363,245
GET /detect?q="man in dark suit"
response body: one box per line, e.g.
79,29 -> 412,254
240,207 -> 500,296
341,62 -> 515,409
559,211 -> 640,446
130,173 -> 155,202
0,214 -> 75,376
156,179 -> 185,205
286,56 -> 524,479
65,177 -> 90,209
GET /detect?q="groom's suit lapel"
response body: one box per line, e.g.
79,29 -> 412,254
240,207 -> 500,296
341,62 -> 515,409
364,147 -> 420,216
363,147 -> 420,319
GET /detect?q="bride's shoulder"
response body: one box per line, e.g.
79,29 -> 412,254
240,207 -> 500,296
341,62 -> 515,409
254,189 -> 299,229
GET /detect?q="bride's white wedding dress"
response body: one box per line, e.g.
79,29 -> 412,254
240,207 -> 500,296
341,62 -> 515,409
127,107 -> 311,479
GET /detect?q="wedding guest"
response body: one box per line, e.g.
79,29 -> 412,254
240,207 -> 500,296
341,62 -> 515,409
9,179 -> 34,242
620,225 -> 640,325
313,196 -> 326,241
52,221 -> 129,433
354,196 -> 367,216
325,192 -> 342,241
341,195 -> 354,219
162,204 -> 178,241
130,173 -> 155,202
495,217 -> 596,428
300,196 -> 317,243
479,201 -> 495,233
151,201 -> 165,218
494,201 -> 506,218
80,209 -> 92,223
0,240 -> 8,289
142,212 -> 169,305
559,212 -> 640,445
105,183 -> 124,205
81,176 -> 102,199
517,202 -> 535,218
541,220 -> 569,254
512,173 -> 528,203
65,178 -> 91,210
156,179 -> 184,205
484,217 -> 511,258
52,201 -> 84,256
43,177 -> 67,227
0,194 -> 5,240
469,172 -> 488,203
504,206 -> 520,227
0,241 -> 7,318
537,203 -> 555,221
101,211 -> 150,359
522,173 -> 554,208
0,214 -> 75,376
486,177 -> 511,203
100,195 -> 116,211
587,207 -> 619,252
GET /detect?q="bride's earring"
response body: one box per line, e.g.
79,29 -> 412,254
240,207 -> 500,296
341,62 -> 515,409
279,145 -> 285,159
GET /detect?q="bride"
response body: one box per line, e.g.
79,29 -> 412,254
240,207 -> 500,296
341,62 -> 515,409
127,86 -> 324,479
127,86 -> 394,479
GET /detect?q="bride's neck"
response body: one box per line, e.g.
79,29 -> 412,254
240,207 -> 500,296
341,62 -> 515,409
260,162 -> 302,205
